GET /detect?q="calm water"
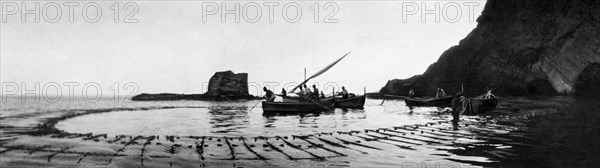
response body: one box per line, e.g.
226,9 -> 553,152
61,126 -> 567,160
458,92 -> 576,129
2,96 -> 443,137
54,99 -> 442,137
2,96 -> 520,167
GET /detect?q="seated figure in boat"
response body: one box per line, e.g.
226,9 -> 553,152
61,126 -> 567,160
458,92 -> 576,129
304,85 -> 312,98
263,87 -> 276,102
312,85 -> 320,98
436,88 -> 446,98
484,90 -> 496,98
280,88 -> 287,97
297,87 -> 305,97
320,91 -> 325,99
338,86 -> 349,99
409,89 -> 415,97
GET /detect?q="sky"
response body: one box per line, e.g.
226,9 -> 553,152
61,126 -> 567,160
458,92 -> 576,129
1,0 -> 486,97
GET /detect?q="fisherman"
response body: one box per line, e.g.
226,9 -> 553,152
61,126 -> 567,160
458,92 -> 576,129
312,85 -> 320,98
340,86 -> 349,99
263,87 -> 275,102
440,89 -> 446,97
484,90 -> 496,98
304,85 -> 312,97
297,87 -> 305,97
408,89 -> 415,97
320,91 -> 325,99
451,92 -> 464,130
435,88 -> 446,98
280,88 -> 287,97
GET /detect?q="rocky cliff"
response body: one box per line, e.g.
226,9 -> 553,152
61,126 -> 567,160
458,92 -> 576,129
381,0 -> 600,97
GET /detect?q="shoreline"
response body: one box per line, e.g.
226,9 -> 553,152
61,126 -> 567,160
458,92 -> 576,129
131,93 -> 260,101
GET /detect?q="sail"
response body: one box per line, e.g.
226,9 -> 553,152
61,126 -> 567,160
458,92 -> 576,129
289,51 -> 351,93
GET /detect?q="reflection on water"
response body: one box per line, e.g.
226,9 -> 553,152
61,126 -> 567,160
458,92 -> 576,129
208,106 -> 250,133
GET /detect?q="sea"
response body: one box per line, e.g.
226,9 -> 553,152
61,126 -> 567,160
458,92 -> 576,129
1,95 -> 537,167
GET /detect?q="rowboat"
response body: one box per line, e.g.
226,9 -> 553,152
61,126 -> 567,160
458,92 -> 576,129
334,95 -> 366,108
461,93 -> 498,115
261,98 -> 335,114
404,96 -> 454,109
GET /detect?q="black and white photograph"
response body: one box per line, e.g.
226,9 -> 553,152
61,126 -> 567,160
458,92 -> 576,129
1,0 -> 599,167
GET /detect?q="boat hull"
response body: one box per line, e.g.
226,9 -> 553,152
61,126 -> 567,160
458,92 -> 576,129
262,98 -> 335,114
281,96 -> 304,103
404,96 -> 454,109
463,98 -> 498,115
334,95 -> 366,108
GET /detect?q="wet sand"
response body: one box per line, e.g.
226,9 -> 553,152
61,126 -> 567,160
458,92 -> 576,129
1,96 -> 594,167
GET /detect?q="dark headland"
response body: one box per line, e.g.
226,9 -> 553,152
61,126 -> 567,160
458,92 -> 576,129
131,70 -> 258,101
377,0 -> 600,166
380,0 -> 600,98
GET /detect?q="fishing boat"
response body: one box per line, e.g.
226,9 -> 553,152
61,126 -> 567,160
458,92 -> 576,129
461,91 -> 498,115
404,96 -> 454,109
334,95 -> 366,108
262,51 -> 352,114
262,98 -> 335,114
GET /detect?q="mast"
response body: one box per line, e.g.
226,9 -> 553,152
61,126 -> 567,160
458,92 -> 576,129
304,68 -> 306,81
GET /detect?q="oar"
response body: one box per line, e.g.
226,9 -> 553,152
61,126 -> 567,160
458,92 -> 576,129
249,99 -> 262,111
379,99 -> 385,106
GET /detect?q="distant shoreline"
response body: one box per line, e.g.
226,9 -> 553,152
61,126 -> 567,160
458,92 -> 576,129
130,93 -> 260,101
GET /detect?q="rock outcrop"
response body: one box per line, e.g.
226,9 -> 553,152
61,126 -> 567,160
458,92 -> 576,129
205,71 -> 249,97
381,0 -> 600,97
132,70 -> 256,101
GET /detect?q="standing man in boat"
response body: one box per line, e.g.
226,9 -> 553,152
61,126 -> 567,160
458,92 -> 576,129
312,85 -> 320,98
263,87 -> 276,102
